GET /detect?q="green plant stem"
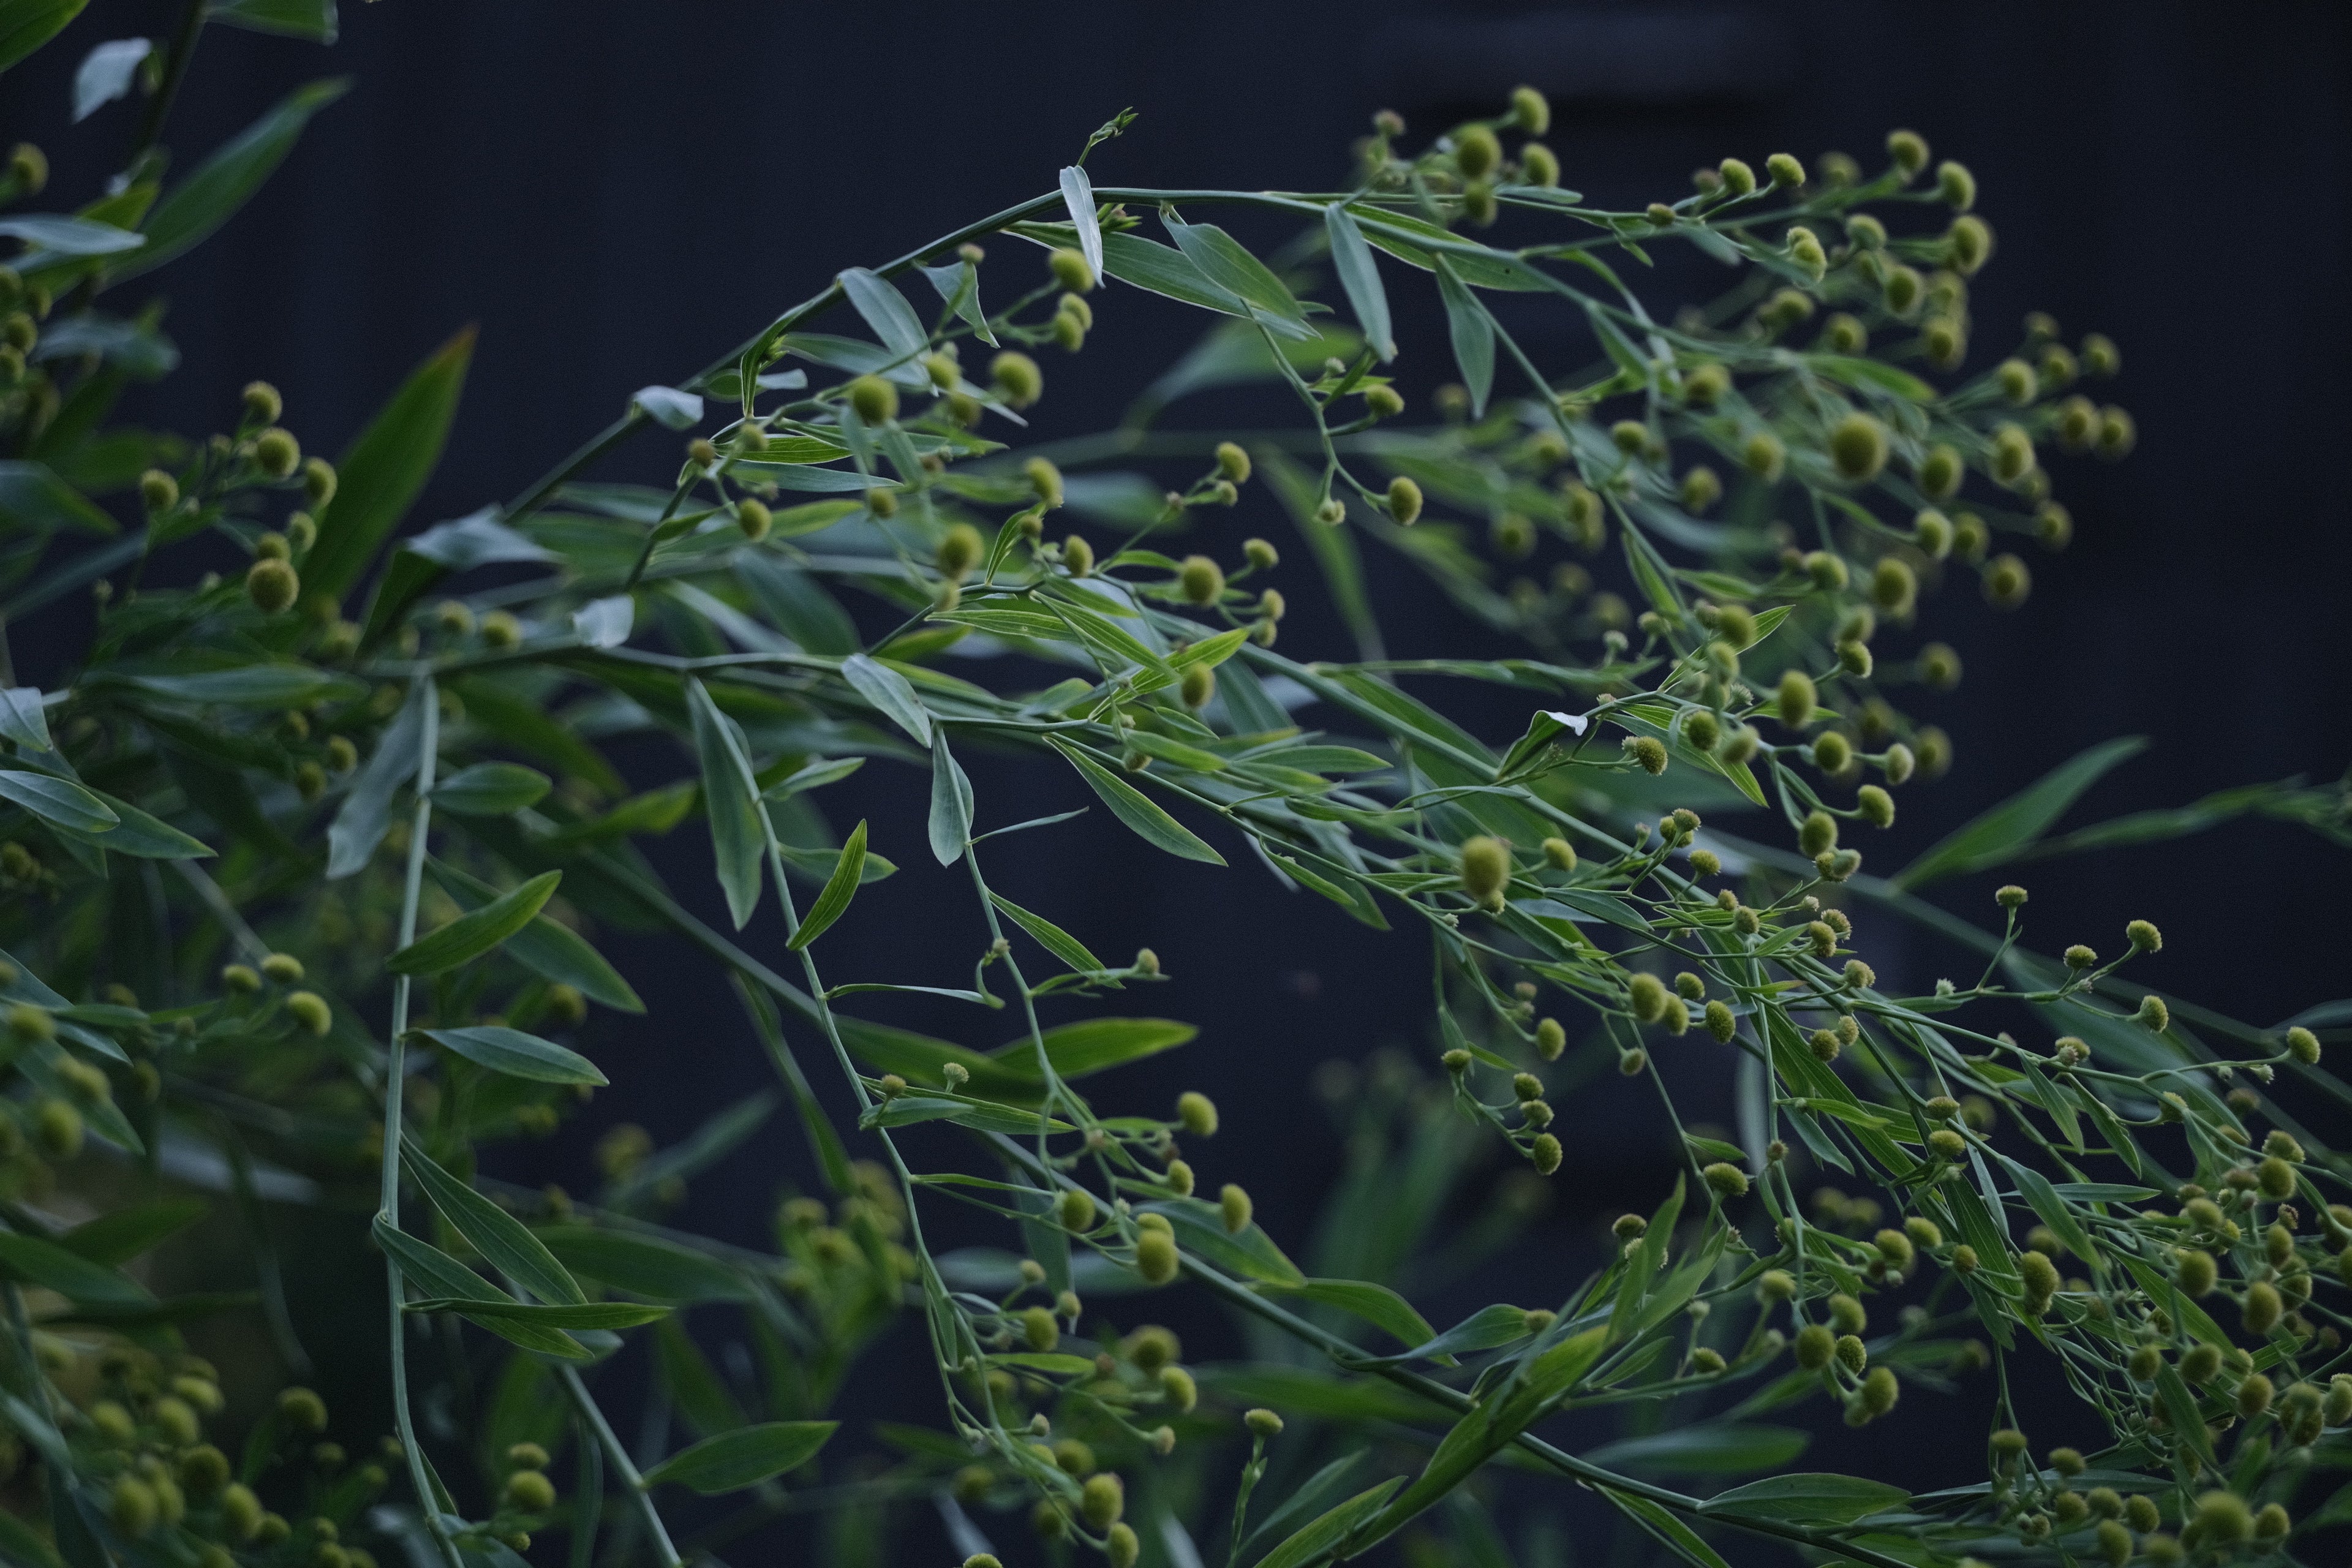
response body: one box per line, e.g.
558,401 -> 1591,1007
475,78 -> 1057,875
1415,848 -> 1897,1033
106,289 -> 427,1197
375,674 -> 464,1568
558,1365 -> 684,1568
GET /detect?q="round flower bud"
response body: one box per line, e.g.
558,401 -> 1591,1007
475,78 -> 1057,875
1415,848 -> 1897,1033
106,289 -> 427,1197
1056,1186 -> 1098,1233
845,375 -> 899,425
1047,247 -> 1095,294
1628,973 -> 1668,1024
286,991 -> 331,1036
278,1386 -> 328,1433
247,558 -> 300,614
1812,731 -> 1852,772
1502,83 -> 1552,135
1534,1016 -> 1567,1060
1703,1000 -> 1736,1043
1623,736 -> 1668,775
1079,1472 -> 1125,1531
34,1099 -> 82,1159
2176,1248 -> 2218,1297
1828,1295 -> 1867,1336
990,351 -> 1042,409
241,381 -> 285,424
1828,414 -> 1888,482
1743,431 -> 1785,481
1169,1090 -> 1219,1139
1716,157 -> 1756,196
1776,670 -> 1817,731
1834,1334 -> 1868,1373
934,522 -> 985,584
1169,554 -> 1224,607
1981,552 -> 2031,609
253,428 -> 301,479
1883,264 -> 1924,315
1794,1323 -> 1834,1369
1679,466 -> 1722,514
1721,725 -> 1762,765
1219,1183 -> 1253,1234
1135,1230 -> 1178,1285
1521,143 -> 1561,188
1529,1132 -> 1563,1174
1176,663 -> 1216,711
1856,785 -> 1895,828
140,468 -> 180,511
111,1476 -> 159,1538
262,952 -> 304,983
2258,1156 -> 2296,1200
1934,160 -> 1977,211
1944,214 -> 1993,274
504,1470 -> 556,1513
1858,1365 -> 1899,1417
1798,810 -> 1838,860
1913,447 -> 1962,503
736,499 -> 772,541
1536,836 -> 1578,875
1703,1162 -> 1748,1199
1383,474 -> 1425,526
2243,1280 -> 2283,1335
1458,836 -> 1511,905
2135,994 -> 2169,1033
2285,1025 -> 2321,1065
1786,226 -> 1826,281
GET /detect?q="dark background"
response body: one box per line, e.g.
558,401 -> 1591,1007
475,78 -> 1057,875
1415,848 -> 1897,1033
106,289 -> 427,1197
7,1 -> 2350,1562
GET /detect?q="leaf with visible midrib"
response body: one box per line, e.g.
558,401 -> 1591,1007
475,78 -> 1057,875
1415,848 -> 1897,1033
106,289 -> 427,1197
1325,204 -> 1395,360
110,78 -> 349,283
986,891 -> 1101,974
0,769 -> 118,833
386,870 -> 560,974
1047,739 -> 1224,865
1433,255 -> 1495,417
418,1025 -> 605,1086
311,325 -> 475,602
685,679 -> 764,929
640,1422 -> 839,1494
1894,736 -> 2147,889
0,0 -> 91,75
399,1140 -> 585,1306
429,859 -> 643,1012
787,819 -> 867,951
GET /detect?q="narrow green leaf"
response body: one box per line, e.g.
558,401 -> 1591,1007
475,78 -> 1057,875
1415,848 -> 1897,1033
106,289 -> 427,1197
0,461 -> 116,533
127,663 -> 362,707
639,1422 -> 838,1495
374,1219 -> 586,1358
1433,255 -> 1495,417
386,870 -> 560,974
0,686 -> 51,750
1048,738 -> 1224,865
987,891 -> 1102,973
1324,204 -> 1395,360
206,0 -> 339,43
1261,1278 -> 1433,1350
407,1298 -> 667,1330
0,768 -> 118,832
838,267 -> 927,360
420,1026 -> 605,1086
928,731 -> 971,866
400,1140 -> 585,1306
787,818 -> 867,951
1059,166 -> 1104,292
1700,1473 -> 1910,1523
66,790 -> 213,858
840,653 -> 932,744
1161,212 -> 1310,333
654,1316 -> 748,1436
312,325 -> 476,601
431,860 -> 643,1013
1894,736 -> 2148,889
1600,1490 -> 1733,1568
328,678 -> 430,878
1588,1424 -> 1808,1476
1253,1480 -> 1403,1568
685,678 -> 764,929
534,1226 -> 750,1304
0,1230 -> 151,1307
429,762 -> 551,816
990,1017 -> 1194,1078
112,78 -> 349,282
59,1200 -> 208,1266
0,0 -> 89,75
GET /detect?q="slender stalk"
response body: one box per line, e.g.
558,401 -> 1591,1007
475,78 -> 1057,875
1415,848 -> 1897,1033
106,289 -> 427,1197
560,1366 -> 684,1568
375,675 -> 464,1568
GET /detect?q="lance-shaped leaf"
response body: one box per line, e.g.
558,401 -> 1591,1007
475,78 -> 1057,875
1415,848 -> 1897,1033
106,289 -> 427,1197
1047,739 -> 1224,865
1325,204 -> 1395,360
840,654 -> 931,745
1254,1480 -> 1404,1568
1433,255 -> 1494,417
0,687 -> 52,750
685,679 -> 764,929
312,325 -> 475,602
640,1422 -> 839,1495
0,0 -> 91,74
787,818 -> 867,951
429,762 -> 551,817
429,860 -> 642,1012
328,681 -> 432,880
839,268 -> 927,360
0,769 -> 118,833
386,870 -> 560,974
928,731 -> 972,866
0,1231 -> 151,1308
1894,736 -> 2148,889
418,1026 -> 605,1086
1058,165 -> 1104,290
1161,211 -> 1311,337
986,892 -> 1101,974
399,1140 -> 584,1306
405,1298 -> 668,1331
372,1219 -> 586,1359
112,77 -> 349,282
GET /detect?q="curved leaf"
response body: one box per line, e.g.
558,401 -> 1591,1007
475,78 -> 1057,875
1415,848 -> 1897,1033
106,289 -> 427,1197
0,769 -> 118,833
386,870 -> 560,974
641,1422 -> 838,1494
111,77 -> 349,283
1894,736 -> 2147,889
314,325 -> 476,603
786,818 -> 866,951
419,1025 -> 605,1086
399,1139 -> 584,1306
1048,739 -> 1224,865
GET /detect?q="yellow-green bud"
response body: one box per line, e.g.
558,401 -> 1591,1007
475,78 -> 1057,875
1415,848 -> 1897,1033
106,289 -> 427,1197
1703,1162 -> 1748,1199
1717,157 -> 1756,195
990,352 -> 1042,408
279,1386 -> 328,1432
1530,1132 -> 1562,1174
254,428 -> 301,478
1521,143 -> 1560,187
735,498 -> 772,541
1061,533 -> 1094,576
1794,1322 -> 1834,1369
1459,836 -> 1510,904
1887,129 -> 1929,176
1135,1229 -> 1178,1284
1828,413 -> 1888,482
1743,430 -> 1785,482
1534,1016 -> 1567,1060
1454,126 -> 1501,181
1628,972 -> 1667,1023
1679,465 -> 1721,514
1384,474 -> 1424,526
1174,1090 -> 1218,1137
937,522 -> 986,583
1048,247 -> 1095,294
247,558 -> 300,614
2244,1280 -> 2283,1335
1080,1472 -> 1125,1530
1812,731 -> 1853,772
112,1476 -> 159,1537
287,991 -> 331,1036
1982,552 -> 2031,609
140,468 -> 180,511
504,1470 -> 556,1512
1177,554 -> 1224,605
1219,1183 -> 1253,1234
1623,735 -> 1667,775
2176,1248 -> 2217,1297
2286,1025 -> 2321,1065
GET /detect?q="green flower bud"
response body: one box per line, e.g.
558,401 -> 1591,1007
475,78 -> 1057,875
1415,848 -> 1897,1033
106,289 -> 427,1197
1982,552 -> 2031,609
1720,725 -> 1762,766
1743,431 -> 1786,481
1623,735 -> 1668,775
1812,731 -> 1852,772
1859,1365 -> 1899,1416
1793,1322 -> 1834,1369
1936,160 -> 1977,211
1521,143 -> 1560,187
1530,1132 -> 1562,1174
1079,1472 -> 1125,1531
1913,444 -> 1962,502
1539,837 -> 1578,875
242,380 -> 284,425
504,1470 -> 556,1512
845,375 -> 899,424
1829,413 -> 1889,482
1703,1162 -> 1749,1199
287,991 -> 331,1036
1834,1333 -> 1868,1373
1628,972 -> 1667,1023
140,468 -> 179,511
1170,554 -> 1223,606
1946,215 -> 1993,274
1704,1000 -> 1736,1043
1458,836 -> 1510,905
990,352 -> 1042,408
935,522 -> 985,583
1996,356 -> 2037,404
1535,1016 -> 1566,1060
1047,247 -> 1095,293
1135,1229 -> 1178,1285
1387,475 -> 1423,525
247,558 -> 300,614
1776,669 -> 1817,730
2286,1025 -> 2321,1065
1683,362 -> 1728,404
1883,264 -> 1923,315
2258,1156 -> 2296,1199
2175,1248 -> 2218,1297
2135,994 -> 2169,1033
1717,157 -> 1756,196
1679,465 -> 1722,514
733,497 -> 772,541
1885,129 -> 1929,176
1507,85 -> 1551,134
1856,785 -> 1894,828
2243,1280 -> 2283,1335
254,428 -> 301,478
1453,125 -> 1501,181
111,1476 -> 159,1538
1219,1183 -> 1253,1234
1798,810 -> 1838,859
1786,225 -> 1826,281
